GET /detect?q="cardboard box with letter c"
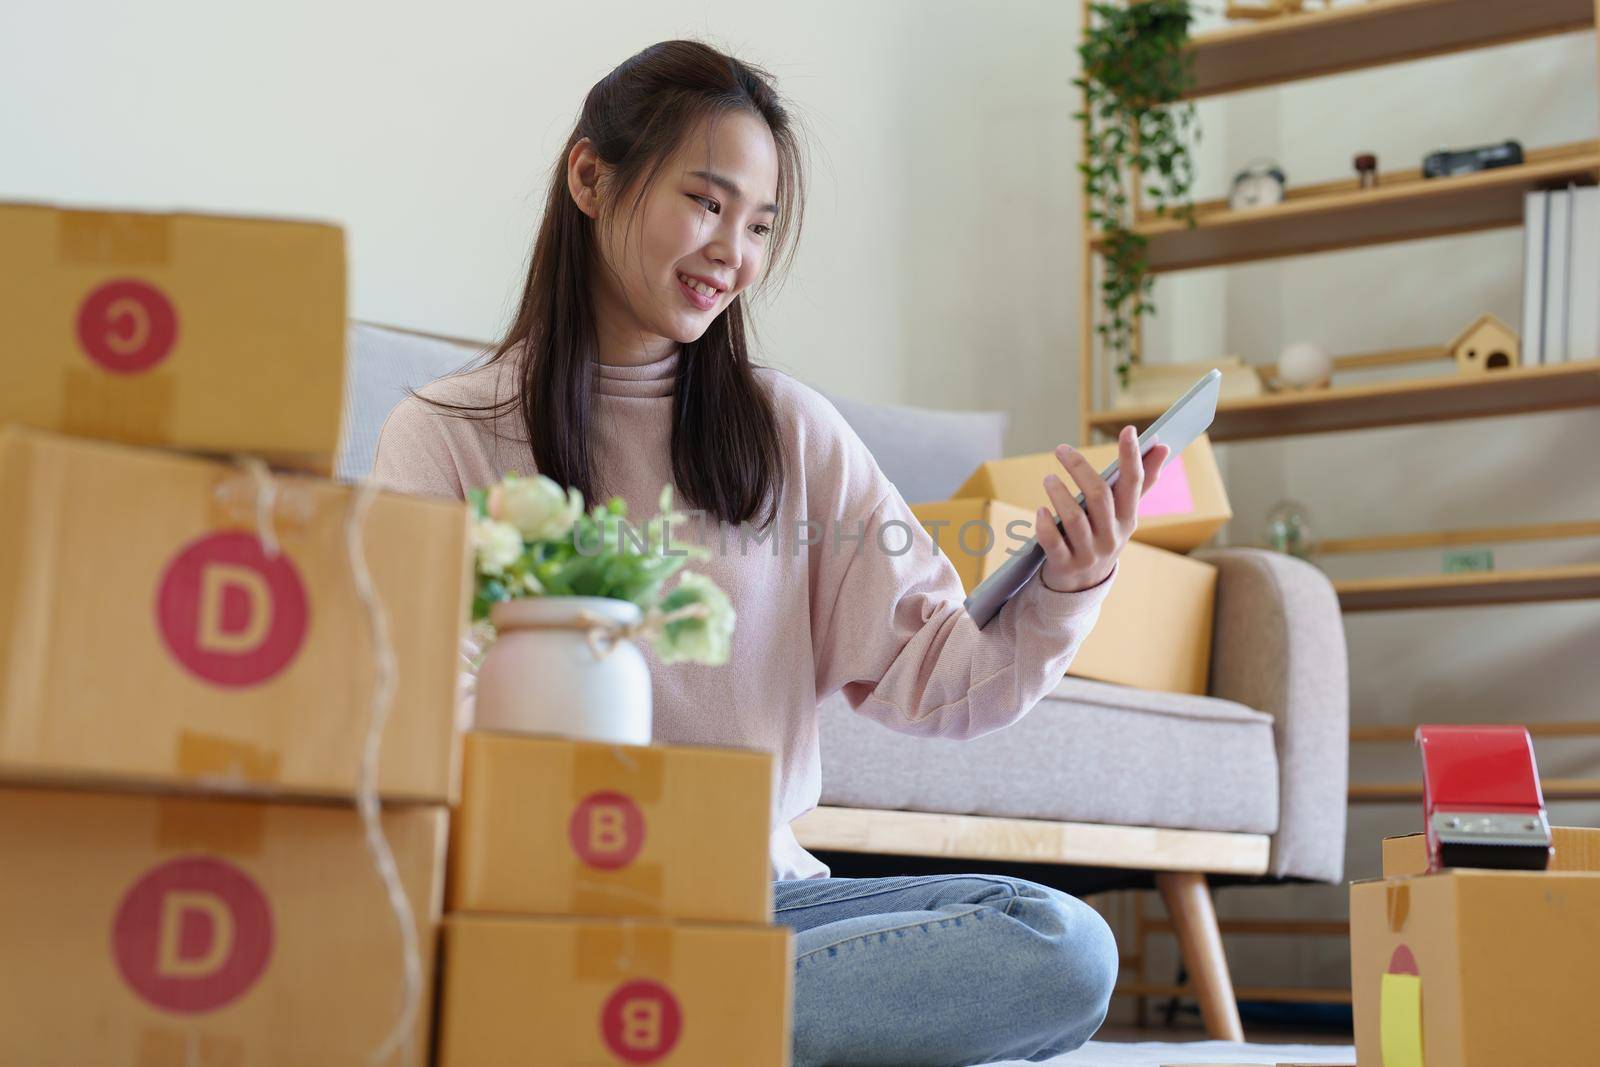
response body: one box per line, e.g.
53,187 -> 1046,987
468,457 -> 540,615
0,786 -> 446,1067
0,425 -> 470,803
0,200 -> 346,471
448,731 -> 774,922
437,914 -> 793,1067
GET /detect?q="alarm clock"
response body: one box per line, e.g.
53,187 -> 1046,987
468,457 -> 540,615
1229,158 -> 1287,210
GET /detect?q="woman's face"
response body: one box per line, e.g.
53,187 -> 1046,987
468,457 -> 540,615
573,110 -> 781,364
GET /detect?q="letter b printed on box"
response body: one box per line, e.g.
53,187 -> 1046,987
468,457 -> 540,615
567,791 -> 646,870
601,979 -> 682,1063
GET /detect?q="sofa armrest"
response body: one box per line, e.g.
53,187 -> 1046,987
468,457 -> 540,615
1194,548 -> 1349,883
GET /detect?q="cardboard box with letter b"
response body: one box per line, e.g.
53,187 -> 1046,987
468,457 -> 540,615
449,731 -> 774,922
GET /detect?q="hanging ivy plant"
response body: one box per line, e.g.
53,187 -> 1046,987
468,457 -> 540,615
1074,0 -> 1200,388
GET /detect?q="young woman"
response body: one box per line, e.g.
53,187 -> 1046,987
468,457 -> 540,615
373,38 -> 1170,1067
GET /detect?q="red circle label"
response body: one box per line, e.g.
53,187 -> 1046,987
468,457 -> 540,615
111,856 -> 274,1015
600,979 -> 683,1063
76,278 -> 179,374
154,531 -> 310,688
567,791 -> 646,870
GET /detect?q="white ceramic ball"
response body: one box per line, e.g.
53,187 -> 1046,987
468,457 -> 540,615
1277,341 -> 1331,389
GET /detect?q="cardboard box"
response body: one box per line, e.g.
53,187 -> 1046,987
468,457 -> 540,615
0,426 -> 470,803
952,435 -> 1231,553
449,731 -> 773,922
1382,826 -> 1600,877
1351,832 -> 1600,1067
909,498 -> 1035,595
0,200 -> 346,470
908,501 -> 1217,695
0,786 -> 446,1067
438,914 -> 793,1067
1070,540 -> 1216,695
1111,356 -> 1264,412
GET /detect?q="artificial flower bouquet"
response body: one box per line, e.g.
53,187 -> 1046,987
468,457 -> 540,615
466,473 -> 736,665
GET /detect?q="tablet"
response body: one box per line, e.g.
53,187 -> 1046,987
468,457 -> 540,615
963,368 -> 1222,629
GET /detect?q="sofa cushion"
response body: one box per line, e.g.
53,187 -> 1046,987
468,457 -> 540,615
818,388 -> 1008,505
337,322 -> 485,482
817,675 -> 1279,835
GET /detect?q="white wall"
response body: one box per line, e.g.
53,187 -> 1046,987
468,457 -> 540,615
0,0 -> 1091,454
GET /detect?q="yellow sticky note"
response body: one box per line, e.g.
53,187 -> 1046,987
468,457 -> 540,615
1380,971 -> 1424,1067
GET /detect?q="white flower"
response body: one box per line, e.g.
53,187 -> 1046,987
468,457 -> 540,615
491,473 -> 585,542
653,571 -> 736,666
471,518 -> 524,576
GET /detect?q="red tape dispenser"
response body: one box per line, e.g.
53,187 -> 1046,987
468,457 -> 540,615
1416,724 -> 1553,873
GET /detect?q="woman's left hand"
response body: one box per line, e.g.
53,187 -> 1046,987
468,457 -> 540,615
1035,424 -> 1171,594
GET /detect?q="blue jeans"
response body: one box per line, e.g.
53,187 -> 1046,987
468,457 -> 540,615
774,873 -> 1118,1067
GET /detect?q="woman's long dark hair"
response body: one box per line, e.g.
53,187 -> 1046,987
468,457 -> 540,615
430,39 -> 807,531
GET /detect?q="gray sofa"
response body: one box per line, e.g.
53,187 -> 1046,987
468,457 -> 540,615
341,321 -> 1350,1038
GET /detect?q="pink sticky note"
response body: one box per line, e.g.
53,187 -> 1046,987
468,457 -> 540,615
1137,454 -> 1193,518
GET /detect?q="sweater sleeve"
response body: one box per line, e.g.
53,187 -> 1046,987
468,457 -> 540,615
800,392 -> 1117,742
369,396 -> 469,500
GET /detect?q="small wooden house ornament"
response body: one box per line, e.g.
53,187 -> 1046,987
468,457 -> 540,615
1450,314 -> 1519,375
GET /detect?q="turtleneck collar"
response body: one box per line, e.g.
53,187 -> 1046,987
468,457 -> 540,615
595,350 -> 679,399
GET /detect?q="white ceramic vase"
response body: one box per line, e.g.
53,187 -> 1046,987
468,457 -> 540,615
472,596 -> 652,744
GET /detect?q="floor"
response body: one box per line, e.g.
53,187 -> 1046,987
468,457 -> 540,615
979,1021 -> 1356,1067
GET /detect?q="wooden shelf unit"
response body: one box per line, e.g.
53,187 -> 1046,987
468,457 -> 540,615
1095,140 -> 1600,273
1183,0 -> 1595,99
1087,360 -> 1600,441
1078,3 -> 1600,1013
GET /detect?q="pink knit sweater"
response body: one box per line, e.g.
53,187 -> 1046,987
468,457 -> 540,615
370,350 -> 1117,880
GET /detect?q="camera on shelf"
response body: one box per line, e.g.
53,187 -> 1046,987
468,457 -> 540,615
1422,139 -> 1524,178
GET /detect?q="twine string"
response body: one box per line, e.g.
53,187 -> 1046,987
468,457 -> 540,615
526,602 -> 711,661
233,455 -> 281,559
346,478 -> 423,1067
222,460 -> 420,1064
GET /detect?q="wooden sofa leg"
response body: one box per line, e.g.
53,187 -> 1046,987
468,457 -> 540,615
1155,871 -> 1244,1042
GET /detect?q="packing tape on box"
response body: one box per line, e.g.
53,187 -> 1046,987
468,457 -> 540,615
137,1026 -> 245,1067
568,744 -> 669,915
58,211 -> 173,264
175,732 -> 283,786
572,861 -> 666,916
58,211 -> 178,443
156,797 -> 266,856
570,743 -> 666,802
575,921 -> 674,982
61,367 -> 176,445
1387,882 -> 1410,932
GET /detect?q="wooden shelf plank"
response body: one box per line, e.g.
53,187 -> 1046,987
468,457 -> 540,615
1115,980 -> 1352,1005
1088,361 -> 1600,442
1184,0 -> 1594,98
1352,722 -> 1600,742
1335,563 -> 1600,611
1317,520 -> 1600,555
1092,140 -> 1600,273
1351,778 -> 1600,803
791,806 -> 1271,875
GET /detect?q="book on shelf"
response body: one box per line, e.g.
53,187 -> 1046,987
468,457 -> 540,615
1522,185 -> 1599,366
